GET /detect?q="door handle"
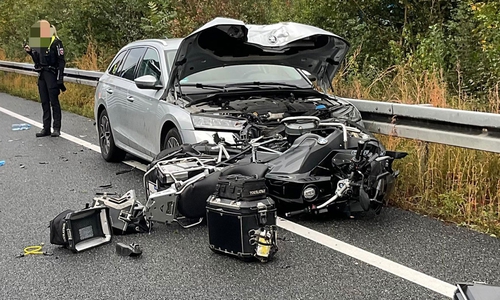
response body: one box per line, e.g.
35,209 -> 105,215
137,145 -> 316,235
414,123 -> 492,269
106,88 -> 113,94
127,96 -> 134,102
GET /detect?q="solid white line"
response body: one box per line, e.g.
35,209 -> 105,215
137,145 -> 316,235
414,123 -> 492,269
277,218 -> 457,298
0,104 -> 457,298
0,106 -> 101,153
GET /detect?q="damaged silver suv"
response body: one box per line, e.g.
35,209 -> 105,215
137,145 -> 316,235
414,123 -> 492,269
94,17 -> 363,162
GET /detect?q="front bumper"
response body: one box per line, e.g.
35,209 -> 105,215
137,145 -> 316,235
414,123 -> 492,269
182,129 -> 238,145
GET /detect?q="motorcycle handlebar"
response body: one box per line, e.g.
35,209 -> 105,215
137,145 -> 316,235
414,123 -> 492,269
285,208 -> 310,217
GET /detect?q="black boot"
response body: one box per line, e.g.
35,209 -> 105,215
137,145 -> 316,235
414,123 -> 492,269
51,129 -> 60,137
36,128 -> 51,137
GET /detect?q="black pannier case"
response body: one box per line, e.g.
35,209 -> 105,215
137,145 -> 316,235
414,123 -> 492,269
206,190 -> 278,262
49,206 -> 113,253
215,174 -> 268,201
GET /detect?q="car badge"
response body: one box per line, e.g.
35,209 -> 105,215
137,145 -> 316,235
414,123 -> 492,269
318,138 -> 328,145
268,35 -> 277,44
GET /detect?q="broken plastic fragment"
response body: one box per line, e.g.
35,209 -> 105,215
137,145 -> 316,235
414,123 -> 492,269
116,243 -> 142,257
116,167 -> 135,175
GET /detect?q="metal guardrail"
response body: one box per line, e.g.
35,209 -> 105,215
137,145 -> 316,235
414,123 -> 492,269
0,60 -> 101,86
345,98 -> 500,153
1,60 -> 500,153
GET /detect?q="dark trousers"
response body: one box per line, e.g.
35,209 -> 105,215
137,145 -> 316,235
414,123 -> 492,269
38,69 -> 61,130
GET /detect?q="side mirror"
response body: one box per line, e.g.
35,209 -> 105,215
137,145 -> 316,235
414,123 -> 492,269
135,75 -> 163,89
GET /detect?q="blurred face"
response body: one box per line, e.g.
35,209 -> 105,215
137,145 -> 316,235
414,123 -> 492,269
29,20 -> 52,49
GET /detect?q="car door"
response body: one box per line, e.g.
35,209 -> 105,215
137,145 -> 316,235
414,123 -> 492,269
101,49 -> 128,145
126,47 -> 165,157
112,47 -> 147,146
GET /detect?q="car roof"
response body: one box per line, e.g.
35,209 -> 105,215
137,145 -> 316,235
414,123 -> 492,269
121,38 -> 182,51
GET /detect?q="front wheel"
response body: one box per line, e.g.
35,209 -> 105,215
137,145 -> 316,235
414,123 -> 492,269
98,109 -> 126,162
162,127 -> 182,150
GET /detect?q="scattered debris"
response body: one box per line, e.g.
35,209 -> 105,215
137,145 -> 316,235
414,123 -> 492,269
281,265 -> 291,269
59,156 -> 69,162
39,161 -> 48,164
19,164 -> 25,169
16,243 -> 53,258
95,192 -> 117,196
79,135 -> 87,138
99,183 -> 113,189
116,167 -> 135,175
0,160 -> 4,166
12,123 -> 31,131
116,243 -> 142,257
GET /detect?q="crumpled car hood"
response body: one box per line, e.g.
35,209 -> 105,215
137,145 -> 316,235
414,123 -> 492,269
167,17 -> 350,92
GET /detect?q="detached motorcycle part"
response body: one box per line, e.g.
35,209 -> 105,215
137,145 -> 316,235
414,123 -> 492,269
92,190 -> 150,235
249,225 -> 279,263
206,195 -> 277,261
454,282 -> 500,300
116,243 -> 142,257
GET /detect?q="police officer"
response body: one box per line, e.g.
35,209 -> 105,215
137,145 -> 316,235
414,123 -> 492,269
24,20 -> 66,137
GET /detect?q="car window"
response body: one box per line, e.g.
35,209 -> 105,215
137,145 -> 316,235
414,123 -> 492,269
165,50 -> 177,73
137,48 -> 161,82
107,50 -> 127,76
118,47 -> 146,81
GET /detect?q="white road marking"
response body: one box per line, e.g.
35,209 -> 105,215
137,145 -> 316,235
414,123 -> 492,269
0,105 -> 457,298
277,218 -> 457,298
0,106 -> 101,153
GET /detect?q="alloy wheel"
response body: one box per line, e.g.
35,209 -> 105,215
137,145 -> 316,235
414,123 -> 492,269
99,114 -> 111,155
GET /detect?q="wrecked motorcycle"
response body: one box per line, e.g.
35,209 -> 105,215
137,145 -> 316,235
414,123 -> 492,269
260,116 -> 407,217
141,115 -> 407,227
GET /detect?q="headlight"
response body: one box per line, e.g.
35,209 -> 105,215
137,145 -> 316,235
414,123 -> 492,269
191,115 -> 246,131
345,105 -> 362,122
302,185 -> 318,202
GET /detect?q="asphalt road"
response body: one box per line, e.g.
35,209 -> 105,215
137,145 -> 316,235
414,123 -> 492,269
1,92 -> 499,300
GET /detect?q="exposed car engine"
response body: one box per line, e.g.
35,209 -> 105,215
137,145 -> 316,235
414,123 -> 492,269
185,92 -> 362,142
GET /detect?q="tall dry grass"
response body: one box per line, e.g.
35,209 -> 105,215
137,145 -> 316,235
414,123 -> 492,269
334,57 -> 500,236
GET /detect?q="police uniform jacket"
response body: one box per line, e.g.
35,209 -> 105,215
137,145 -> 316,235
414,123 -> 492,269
28,36 -> 66,84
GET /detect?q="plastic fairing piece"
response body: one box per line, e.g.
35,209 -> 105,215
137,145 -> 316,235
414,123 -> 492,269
116,243 -> 142,257
453,282 -> 500,300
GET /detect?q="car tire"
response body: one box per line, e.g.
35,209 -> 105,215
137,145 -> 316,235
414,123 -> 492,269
98,109 -> 126,162
163,127 -> 182,150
